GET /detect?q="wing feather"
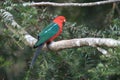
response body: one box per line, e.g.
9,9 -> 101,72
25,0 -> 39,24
34,22 -> 59,48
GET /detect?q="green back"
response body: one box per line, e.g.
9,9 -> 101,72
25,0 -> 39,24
34,22 -> 59,47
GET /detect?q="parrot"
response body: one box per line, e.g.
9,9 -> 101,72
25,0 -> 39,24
30,16 -> 66,68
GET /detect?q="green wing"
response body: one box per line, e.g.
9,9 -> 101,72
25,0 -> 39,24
34,22 -> 59,47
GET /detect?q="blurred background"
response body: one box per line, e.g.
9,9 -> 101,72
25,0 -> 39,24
0,0 -> 120,80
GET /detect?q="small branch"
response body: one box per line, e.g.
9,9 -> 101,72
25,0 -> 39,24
97,47 -> 108,55
23,0 -> 120,7
97,47 -> 110,57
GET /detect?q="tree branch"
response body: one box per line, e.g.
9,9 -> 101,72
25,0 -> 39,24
23,0 -> 120,7
0,9 -> 37,47
1,9 -> 120,52
45,38 -> 120,51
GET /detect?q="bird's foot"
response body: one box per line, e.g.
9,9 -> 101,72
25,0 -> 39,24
46,41 -> 54,50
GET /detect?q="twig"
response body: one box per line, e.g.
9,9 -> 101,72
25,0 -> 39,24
97,47 -> 110,57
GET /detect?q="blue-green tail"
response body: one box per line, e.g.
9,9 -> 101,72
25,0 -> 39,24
30,44 -> 43,69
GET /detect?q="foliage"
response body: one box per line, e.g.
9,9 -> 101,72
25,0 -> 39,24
0,0 -> 120,80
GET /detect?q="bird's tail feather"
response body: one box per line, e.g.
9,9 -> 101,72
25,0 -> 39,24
30,44 -> 43,69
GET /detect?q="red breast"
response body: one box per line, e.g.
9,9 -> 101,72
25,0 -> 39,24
47,16 -> 66,43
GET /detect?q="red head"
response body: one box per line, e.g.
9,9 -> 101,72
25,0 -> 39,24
53,16 -> 66,27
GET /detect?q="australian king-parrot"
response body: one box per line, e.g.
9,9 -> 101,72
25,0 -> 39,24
30,16 -> 66,68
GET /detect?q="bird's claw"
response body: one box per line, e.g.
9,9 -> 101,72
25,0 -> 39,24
46,41 -> 54,50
